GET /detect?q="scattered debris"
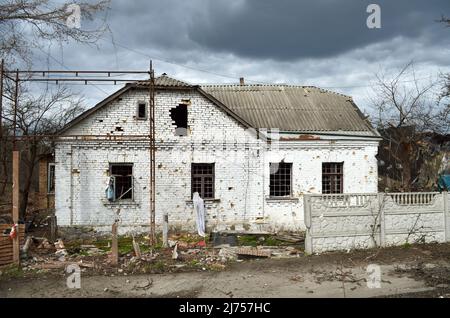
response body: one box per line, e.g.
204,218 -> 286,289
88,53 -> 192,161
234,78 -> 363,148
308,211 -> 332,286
37,238 -> 53,249
218,248 -> 237,262
172,244 -> 179,260
10,231 -> 306,277
54,239 -> 65,250
55,249 -> 68,262
290,275 -> 304,282
21,236 -> 33,256
236,247 -> 271,258
275,233 -> 305,243
134,279 -> 153,290
132,236 -> 142,258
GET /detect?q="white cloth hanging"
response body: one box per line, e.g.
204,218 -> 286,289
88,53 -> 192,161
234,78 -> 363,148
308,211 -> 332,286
193,192 -> 206,237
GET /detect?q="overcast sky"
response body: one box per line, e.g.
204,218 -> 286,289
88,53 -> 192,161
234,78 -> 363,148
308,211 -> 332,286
33,0 -> 450,115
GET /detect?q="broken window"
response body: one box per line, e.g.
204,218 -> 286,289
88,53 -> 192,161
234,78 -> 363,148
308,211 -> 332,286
47,163 -> 55,194
109,164 -> 133,200
322,162 -> 344,194
170,103 -> 188,136
191,163 -> 214,199
269,162 -> 292,197
137,101 -> 147,119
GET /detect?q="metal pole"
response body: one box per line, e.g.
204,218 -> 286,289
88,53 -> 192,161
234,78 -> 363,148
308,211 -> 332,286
13,69 -> 19,150
12,151 -> 20,264
12,69 -> 20,264
149,61 -> 156,245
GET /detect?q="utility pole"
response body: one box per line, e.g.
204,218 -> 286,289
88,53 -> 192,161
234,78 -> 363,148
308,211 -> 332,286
149,61 -> 156,245
12,69 -> 20,265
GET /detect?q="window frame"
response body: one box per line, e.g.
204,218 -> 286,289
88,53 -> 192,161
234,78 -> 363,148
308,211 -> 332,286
269,162 -> 293,198
191,163 -> 215,199
109,163 -> 134,201
136,101 -> 147,120
47,163 -> 56,194
322,162 -> 344,194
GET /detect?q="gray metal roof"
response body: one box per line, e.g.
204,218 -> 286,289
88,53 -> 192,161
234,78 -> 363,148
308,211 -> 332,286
201,84 -> 378,136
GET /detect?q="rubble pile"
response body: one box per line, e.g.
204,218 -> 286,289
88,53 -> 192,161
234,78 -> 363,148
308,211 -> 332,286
11,231 -> 305,277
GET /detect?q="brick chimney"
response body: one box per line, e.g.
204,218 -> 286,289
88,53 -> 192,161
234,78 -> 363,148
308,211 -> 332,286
239,77 -> 245,85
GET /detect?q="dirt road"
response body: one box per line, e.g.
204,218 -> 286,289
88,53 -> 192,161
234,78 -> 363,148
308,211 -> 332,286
1,244 -> 450,298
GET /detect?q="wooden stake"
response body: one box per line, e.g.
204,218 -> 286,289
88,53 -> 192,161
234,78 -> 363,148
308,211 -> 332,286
111,221 -> 118,265
12,150 -> 20,264
49,215 -> 57,242
132,235 -> 142,258
162,213 -> 168,248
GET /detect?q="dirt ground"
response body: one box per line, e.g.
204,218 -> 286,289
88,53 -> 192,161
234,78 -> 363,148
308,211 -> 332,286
1,242 -> 450,298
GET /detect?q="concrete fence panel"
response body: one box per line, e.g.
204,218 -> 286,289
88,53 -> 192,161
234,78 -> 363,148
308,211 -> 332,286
383,193 -> 445,246
305,192 -> 450,254
305,194 -> 379,254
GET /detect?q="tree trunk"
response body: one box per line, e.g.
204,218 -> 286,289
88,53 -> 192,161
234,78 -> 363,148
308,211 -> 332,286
0,138 -> 10,195
401,159 -> 412,191
19,143 -> 37,220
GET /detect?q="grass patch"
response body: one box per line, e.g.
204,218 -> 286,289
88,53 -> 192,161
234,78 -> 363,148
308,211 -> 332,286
91,236 -> 155,255
0,265 -> 24,279
237,234 -> 285,247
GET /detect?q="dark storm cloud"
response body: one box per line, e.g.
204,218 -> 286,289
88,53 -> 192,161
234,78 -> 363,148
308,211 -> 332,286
31,0 -> 450,113
186,0 -> 450,60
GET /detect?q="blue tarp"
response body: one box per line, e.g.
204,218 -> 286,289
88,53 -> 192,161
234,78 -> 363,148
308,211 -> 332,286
438,175 -> 450,191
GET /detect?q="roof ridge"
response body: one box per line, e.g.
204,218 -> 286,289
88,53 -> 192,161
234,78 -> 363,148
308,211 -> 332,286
200,83 -> 352,99
135,73 -> 194,88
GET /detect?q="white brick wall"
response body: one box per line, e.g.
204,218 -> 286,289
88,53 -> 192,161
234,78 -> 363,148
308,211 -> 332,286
55,87 -> 379,234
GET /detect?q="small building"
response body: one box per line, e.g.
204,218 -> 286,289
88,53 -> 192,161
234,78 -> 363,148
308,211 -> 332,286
55,75 -> 380,234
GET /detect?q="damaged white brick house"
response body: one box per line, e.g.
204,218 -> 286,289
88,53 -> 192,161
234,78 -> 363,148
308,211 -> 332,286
54,74 -> 381,235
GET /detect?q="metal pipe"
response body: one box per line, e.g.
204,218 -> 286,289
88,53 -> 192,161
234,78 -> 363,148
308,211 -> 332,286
22,78 -> 144,82
12,69 -> 18,150
3,70 -> 149,74
149,60 -> 156,245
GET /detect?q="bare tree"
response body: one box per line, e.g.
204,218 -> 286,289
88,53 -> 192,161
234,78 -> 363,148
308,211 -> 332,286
1,81 -> 84,218
0,0 -> 110,63
0,0 -> 109,217
371,62 -> 446,191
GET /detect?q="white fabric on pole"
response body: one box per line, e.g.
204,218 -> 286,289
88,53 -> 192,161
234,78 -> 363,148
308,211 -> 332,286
193,192 -> 206,237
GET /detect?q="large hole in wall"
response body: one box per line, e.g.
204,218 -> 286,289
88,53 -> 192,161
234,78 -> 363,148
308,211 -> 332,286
170,103 -> 188,136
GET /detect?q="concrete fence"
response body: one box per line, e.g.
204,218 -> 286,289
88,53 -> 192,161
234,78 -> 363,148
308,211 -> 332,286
304,192 -> 450,254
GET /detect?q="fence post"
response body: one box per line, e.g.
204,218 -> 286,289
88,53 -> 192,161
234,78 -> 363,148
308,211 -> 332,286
444,192 -> 449,243
304,195 -> 313,254
378,193 -> 386,248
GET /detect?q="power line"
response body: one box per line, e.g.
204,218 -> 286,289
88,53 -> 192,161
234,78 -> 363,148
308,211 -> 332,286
108,39 -> 272,85
34,46 -> 111,96
106,40 -> 443,90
